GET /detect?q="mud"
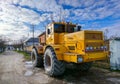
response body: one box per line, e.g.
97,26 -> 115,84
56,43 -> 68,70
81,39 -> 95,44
0,51 -> 120,84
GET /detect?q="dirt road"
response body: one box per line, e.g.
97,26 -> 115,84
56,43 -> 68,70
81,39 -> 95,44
0,51 -> 120,84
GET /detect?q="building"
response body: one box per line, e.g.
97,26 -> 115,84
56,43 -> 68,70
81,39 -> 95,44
110,37 -> 120,70
6,45 -> 15,51
38,32 -> 46,45
24,37 -> 39,53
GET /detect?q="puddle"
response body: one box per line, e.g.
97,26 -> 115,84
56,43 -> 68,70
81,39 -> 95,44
107,78 -> 120,83
24,70 -> 34,76
25,61 -> 32,65
24,61 -> 34,76
25,61 -> 33,69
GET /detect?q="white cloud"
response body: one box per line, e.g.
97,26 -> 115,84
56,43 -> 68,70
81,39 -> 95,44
19,0 -> 61,12
58,0 -> 95,8
59,0 -> 120,20
0,0 -> 70,42
19,0 -> 70,22
101,21 -> 120,38
0,3 -> 41,24
0,0 -> 43,41
0,22 -> 29,39
0,0 -> 120,42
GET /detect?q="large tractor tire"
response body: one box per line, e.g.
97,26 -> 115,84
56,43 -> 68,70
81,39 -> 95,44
44,47 -> 65,76
77,62 -> 93,71
31,49 -> 43,67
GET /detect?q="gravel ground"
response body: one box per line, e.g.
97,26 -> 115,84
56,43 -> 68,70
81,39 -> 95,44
0,51 -> 120,84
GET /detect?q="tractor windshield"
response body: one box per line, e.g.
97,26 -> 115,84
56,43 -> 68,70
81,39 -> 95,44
54,23 -> 77,33
54,24 -> 65,33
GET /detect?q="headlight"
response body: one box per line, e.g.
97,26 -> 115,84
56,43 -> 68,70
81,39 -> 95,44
78,57 -> 83,63
103,46 -> 107,49
90,46 -> 93,50
101,46 -> 104,49
86,47 -> 90,50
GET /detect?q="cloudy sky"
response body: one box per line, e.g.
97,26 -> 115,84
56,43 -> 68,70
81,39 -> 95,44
0,0 -> 120,41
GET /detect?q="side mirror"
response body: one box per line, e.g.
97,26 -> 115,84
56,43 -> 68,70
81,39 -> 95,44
77,26 -> 81,31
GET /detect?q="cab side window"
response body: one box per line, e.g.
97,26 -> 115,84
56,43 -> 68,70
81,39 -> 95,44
47,29 -> 51,34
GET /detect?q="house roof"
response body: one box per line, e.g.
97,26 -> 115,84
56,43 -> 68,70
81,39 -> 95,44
109,37 -> 120,40
24,37 -> 39,43
38,32 -> 45,37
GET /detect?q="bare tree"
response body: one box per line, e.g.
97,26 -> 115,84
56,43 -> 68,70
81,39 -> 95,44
104,29 -> 109,40
0,36 -> 6,52
12,36 -> 27,51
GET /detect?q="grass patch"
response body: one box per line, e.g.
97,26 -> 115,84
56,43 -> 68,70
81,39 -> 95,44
93,61 -> 110,69
110,70 -> 120,73
0,51 -> 4,54
93,61 -> 120,73
16,51 -> 31,61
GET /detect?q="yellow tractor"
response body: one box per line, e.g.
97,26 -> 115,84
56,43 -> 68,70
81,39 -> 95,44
31,22 -> 109,76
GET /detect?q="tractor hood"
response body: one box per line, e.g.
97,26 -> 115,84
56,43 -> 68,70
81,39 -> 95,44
64,31 -> 84,42
64,30 -> 103,42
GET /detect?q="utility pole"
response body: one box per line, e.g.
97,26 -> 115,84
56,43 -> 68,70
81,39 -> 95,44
32,25 -> 35,46
59,8 -> 62,22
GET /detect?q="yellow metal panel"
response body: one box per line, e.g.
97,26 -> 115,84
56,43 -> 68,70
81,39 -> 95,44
59,33 -> 65,43
83,52 -> 108,62
63,53 -> 78,63
54,33 -> 59,44
76,41 -> 85,54
85,40 -> 104,43
37,47 -> 44,54
54,33 -> 65,44
56,54 -> 63,60
60,51 -> 108,63
84,30 -> 103,40
64,31 -> 85,41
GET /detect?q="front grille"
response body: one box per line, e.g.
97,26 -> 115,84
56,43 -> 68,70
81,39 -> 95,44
68,46 -> 75,50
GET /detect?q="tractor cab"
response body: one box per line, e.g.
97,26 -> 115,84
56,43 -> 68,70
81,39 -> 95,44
46,22 -> 81,44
